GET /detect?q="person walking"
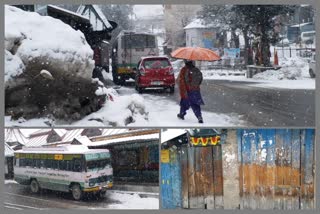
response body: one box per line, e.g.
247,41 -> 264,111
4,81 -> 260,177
177,60 -> 204,123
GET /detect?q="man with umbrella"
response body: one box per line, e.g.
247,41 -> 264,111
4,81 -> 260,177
171,47 -> 221,124
177,60 -> 204,123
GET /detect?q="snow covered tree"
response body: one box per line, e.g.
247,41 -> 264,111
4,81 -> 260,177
198,5 -> 297,66
232,5 -> 297,66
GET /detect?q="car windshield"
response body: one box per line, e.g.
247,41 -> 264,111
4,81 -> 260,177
86,158 -> 111,171
143,59 -> 170,69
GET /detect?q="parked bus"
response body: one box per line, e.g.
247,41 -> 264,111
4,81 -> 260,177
111,31 -> 159,85
13,145 -> 113,200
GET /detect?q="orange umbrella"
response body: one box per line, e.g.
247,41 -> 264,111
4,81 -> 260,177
171,47 -> 221,61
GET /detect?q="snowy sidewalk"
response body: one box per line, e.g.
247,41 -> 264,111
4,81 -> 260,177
134,93 -> 247,126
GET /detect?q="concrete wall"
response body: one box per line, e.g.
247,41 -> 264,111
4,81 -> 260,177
222,129 -> 240,209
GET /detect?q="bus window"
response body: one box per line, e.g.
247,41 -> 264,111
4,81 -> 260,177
35,159 -> 41,168
18,159 -> 24,167
59,160 -> 67,171
25,159 -> 32,167
52,160 -> 59,170
74,159 -> 83,172
86,158 -> 111,172
122,34 -> 156,49
45,159 -> 52,169
146,35 -> 156,48
40,160 -> 45,168
66,160 -> 74,171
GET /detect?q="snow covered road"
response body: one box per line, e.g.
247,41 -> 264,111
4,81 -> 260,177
4,181 -> 159,210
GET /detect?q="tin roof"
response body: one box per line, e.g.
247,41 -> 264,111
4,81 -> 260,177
161,129 -> 187,144
5,129 -> 28,145
25,129 -> 159,147
88,133 -> 159,147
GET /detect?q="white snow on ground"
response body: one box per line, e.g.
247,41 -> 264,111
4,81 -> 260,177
5,116 -> 55,127
118,88 -> 246,127
105,191 -> 159,209
202,71 -> 315,89
4,180 -> 18,185
72,91 -> 147,127
199,53 -> 315,90
5,86 -> 247,127
5,5 -> 94,82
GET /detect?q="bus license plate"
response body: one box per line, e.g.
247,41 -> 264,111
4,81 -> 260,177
151,81 -> 163,85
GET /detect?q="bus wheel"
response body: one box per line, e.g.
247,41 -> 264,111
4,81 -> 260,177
98,190 -> 106,199
30,179 -> 40,194
71,184 -> 83,200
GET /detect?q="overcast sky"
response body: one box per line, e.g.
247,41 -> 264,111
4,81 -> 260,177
133,5 -> 163,18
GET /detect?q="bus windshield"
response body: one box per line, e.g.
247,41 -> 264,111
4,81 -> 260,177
122,34 -> 156,49
86,158 -> 111,171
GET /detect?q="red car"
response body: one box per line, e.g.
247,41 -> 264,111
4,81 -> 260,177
135,56 -> 175,93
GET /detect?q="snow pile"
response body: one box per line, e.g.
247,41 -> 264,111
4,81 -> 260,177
253,55 -> 310,80
5,5 -> 94,82
106,192 -> 159,209
5,50 -> 25,82
73,88 -> 148,127
4,6 -> 109,123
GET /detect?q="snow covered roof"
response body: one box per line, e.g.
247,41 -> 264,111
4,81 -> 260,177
26,134 -> 49,147
77,5 -> 113,30
89,133 -> 159,147
29,129 -> 51,137
5,129 -> 28,145
72,135 -> 92,145
101,129 -> 131,136
48,5 -> 89,21
92,5 -> 112,29
184,19 -> 218,30
161,129 -> 187,144
55,129 -> 67,137
25,129 -> 158,147
5,143 -> 14,157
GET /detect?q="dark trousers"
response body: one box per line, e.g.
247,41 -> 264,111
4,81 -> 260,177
180,98 -> 202,119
